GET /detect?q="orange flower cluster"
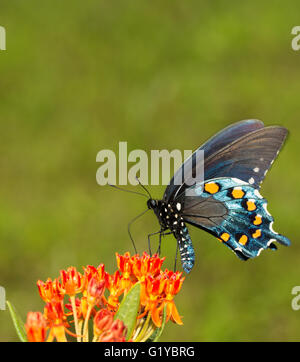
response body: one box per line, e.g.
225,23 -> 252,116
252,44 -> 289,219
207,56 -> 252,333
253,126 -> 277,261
25,252 -> 185,342
116,252 -> 185,328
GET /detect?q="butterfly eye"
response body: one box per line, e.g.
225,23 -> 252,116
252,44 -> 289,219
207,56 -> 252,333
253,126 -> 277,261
147,199 -> 157,209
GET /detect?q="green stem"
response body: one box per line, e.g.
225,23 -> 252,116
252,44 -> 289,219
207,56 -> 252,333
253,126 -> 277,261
82,305 -> 93,342
134,313 -> 151,342
70,296 -> 81,342
140,327 -> 155,342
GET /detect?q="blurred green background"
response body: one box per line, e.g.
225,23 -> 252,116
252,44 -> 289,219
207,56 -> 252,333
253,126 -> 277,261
0,0 -> 300,341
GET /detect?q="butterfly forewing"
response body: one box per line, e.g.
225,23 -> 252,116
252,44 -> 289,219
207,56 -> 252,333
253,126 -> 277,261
203,126 -> 288,189
164,121 -> 288,204
163,119 -> 265,202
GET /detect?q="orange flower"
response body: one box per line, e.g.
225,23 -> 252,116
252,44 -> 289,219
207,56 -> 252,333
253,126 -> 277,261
163,270 -> 185,325
116,252 -> 132,278
93,309 -> 114,337
131,252 -> 165,281
37,278 -> 63,303
44,300 -> 63,320
105,270 -> 124,310
59,267 -> 86,296
86,277 -> 105,307
83,264 -> 106,283
43,301 -> 68,342
164,270 -> 184,294
99,319 -> 127,342
25,312 -> 47,342
140,274 -> 166,327
116,252 -> 134,292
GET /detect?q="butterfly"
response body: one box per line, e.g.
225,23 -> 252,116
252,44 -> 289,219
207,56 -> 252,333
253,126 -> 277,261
146,119 -> 290,273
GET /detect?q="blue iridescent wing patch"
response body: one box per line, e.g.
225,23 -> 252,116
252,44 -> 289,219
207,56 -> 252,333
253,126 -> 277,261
180,177 -> 290,260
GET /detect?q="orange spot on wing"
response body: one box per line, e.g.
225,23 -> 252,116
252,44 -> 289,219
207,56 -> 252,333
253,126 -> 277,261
238,235 -> 248,245
220,232 -> 230,242
247,200 -> 256,211
252,229 -> 262,238
253,215 -> 262,225
232,188 -> 245,199
204,182 -> 219,194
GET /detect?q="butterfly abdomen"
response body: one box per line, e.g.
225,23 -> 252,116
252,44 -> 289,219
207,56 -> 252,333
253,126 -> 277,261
173,225 -> 195,274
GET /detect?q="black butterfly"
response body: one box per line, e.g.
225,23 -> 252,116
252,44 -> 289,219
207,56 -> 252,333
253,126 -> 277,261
143,119 -> 290,273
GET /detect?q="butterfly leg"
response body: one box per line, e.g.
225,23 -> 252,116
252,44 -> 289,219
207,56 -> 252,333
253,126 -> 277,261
156,230 -> 173,255
147,230 -> 162,256
157,231 -> 162,256
174,240 -> 179,271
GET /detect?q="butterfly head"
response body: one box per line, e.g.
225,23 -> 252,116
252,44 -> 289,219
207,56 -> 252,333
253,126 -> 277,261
147,198 -> 158,210
147,198 -> 166,226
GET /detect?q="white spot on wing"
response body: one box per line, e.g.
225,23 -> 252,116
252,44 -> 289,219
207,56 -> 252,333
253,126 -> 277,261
232,178 -> 248,185
254,190 -> 263,199
253,167 -> 259,173
249,177 -> 255,185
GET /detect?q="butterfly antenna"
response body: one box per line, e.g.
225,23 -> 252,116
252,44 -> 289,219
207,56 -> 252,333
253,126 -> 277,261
108,183 -> 148,199
135,177 -> 152,199
128,208 -> 150,254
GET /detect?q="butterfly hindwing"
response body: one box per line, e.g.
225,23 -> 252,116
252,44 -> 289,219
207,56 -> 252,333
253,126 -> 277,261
181,177 -> 290,260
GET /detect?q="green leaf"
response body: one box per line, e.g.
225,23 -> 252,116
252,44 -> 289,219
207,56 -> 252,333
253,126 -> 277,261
6,301 -> 27,342
147,305 -> 167,342
114,283 -> 141,341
